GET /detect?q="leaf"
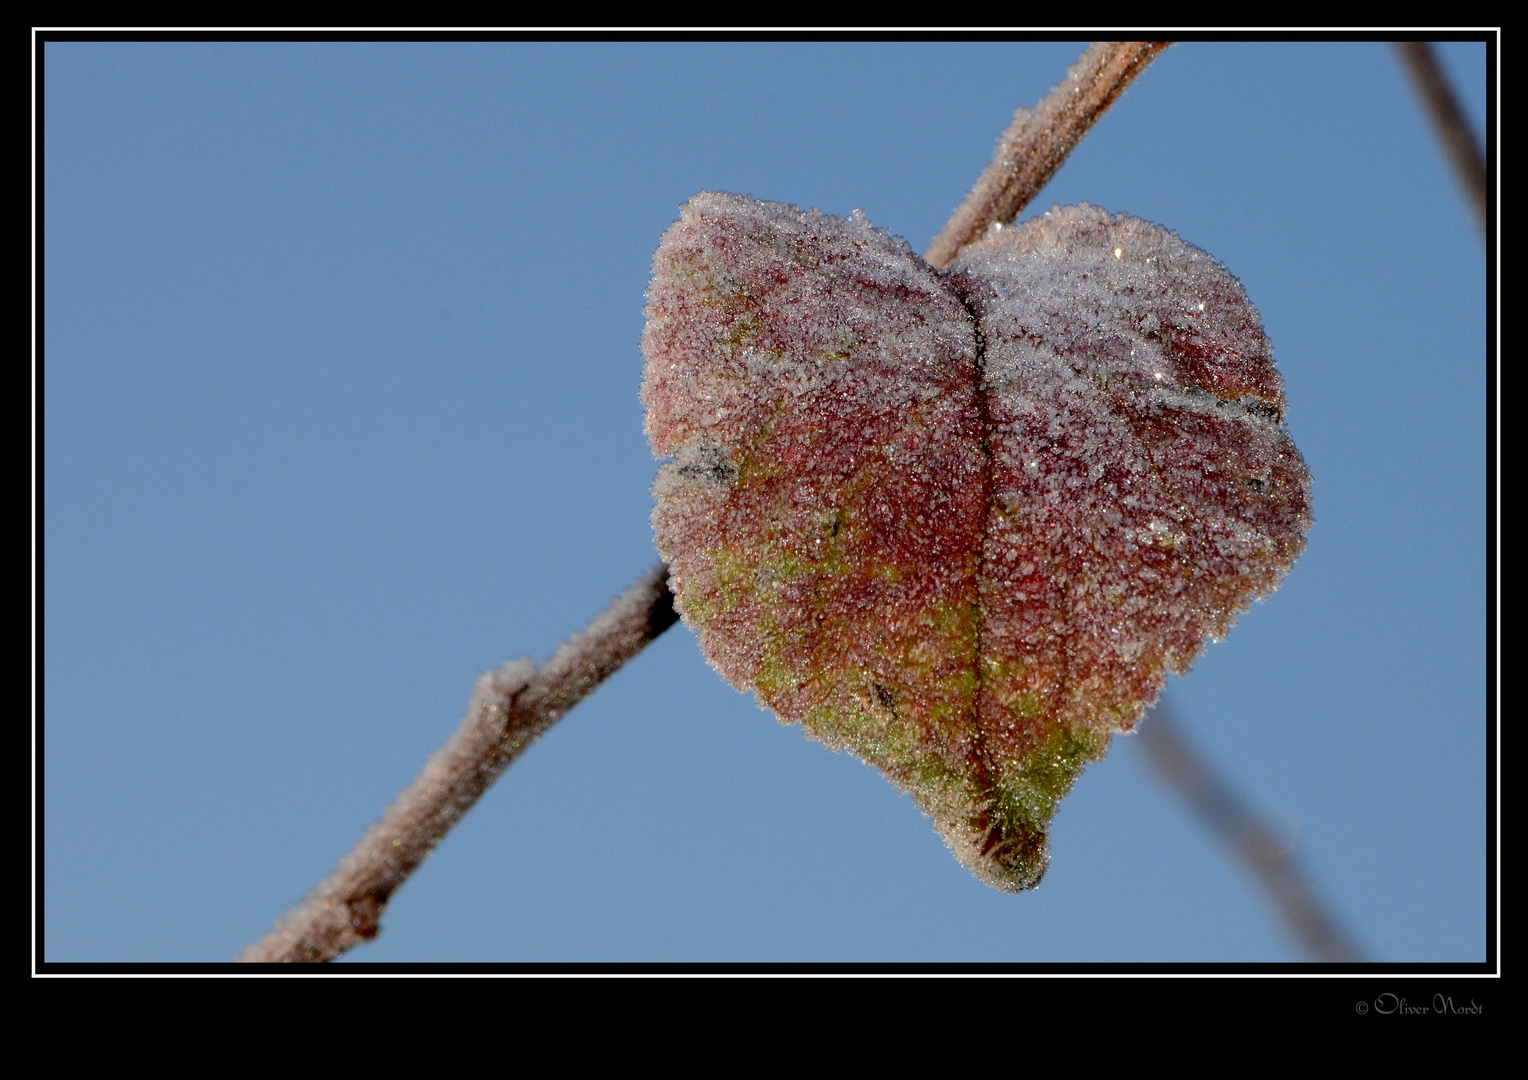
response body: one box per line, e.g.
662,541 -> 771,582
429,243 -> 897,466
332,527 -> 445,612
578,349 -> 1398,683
641,192 -> 1311,891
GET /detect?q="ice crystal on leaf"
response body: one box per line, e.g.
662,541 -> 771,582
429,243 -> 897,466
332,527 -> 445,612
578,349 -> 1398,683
641,192 -> 1311,891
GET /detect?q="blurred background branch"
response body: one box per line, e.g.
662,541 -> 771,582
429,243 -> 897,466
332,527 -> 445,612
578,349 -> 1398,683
1140,701 -> 1366,962
1395,41 -> 1487,237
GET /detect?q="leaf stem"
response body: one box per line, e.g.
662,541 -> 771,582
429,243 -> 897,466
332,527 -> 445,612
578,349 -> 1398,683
923,41 -> 1170,270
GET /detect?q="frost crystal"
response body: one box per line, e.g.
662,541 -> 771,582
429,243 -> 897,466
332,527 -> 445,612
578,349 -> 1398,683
641,192 -> 1312,891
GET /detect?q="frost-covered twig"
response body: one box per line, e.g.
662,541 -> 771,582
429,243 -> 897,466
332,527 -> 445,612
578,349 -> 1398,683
239,565 -> 677,962
1140,702 -> 1366,963
923,40 -> 1170,270
242,43 -> 1157,963
1395,41 -> 1487,237
240,42 -> 1326,962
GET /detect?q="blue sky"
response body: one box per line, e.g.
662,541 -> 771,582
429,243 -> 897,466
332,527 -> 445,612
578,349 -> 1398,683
43,40 -> 1489,963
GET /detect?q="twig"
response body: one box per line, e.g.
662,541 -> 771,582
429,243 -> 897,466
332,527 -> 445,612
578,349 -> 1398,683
1139,701 -> 1366,963
1394,41 -> 1488,237
922,41 -> 1171,269
241,43 -> 1308,963
242,44 -> 1156,964
239,565 -> 678,962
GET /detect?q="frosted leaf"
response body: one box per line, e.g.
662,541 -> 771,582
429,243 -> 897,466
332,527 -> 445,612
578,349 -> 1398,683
641,193 -> 1311,891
